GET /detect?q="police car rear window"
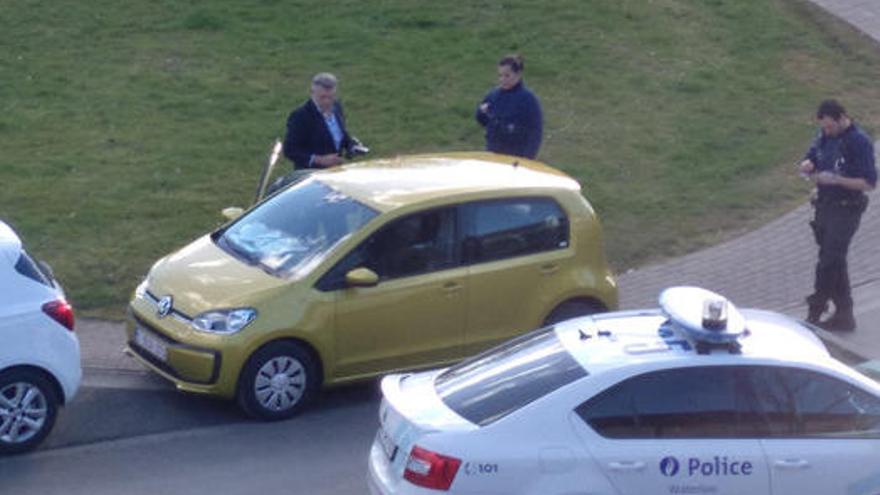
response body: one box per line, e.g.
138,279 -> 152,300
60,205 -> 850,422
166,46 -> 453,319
14,250 -> 52,287
435,327 -> 586,426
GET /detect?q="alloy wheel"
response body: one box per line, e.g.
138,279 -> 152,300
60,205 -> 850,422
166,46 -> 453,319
0,382 -> 48,445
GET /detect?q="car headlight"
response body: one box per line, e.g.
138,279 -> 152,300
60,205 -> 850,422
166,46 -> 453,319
191,308 -> 257,334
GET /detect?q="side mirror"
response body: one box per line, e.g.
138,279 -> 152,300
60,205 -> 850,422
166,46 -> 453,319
221,207 -> 244,222
345,267 -> 379,288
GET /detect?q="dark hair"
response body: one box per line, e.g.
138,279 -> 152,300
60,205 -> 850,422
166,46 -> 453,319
816,99 -> 847,120
498,54 -> 524,73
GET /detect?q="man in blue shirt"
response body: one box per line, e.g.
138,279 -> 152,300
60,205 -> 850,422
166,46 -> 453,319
476,55 -> 543,160
284,73 -> 355,169
799,99 -> 877,331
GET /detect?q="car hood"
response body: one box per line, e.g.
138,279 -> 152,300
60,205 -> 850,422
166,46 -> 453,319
146,235 -> 288,316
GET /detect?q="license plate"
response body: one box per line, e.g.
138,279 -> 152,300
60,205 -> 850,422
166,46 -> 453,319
135,327 -> 168,362
376,427 -> 398,462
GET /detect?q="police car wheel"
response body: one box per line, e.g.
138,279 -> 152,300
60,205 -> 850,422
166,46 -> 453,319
0,368 -> 60,455
543,299 -> 605,326
237,341 -> 319,421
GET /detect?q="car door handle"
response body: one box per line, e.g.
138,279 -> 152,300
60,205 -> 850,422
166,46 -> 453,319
539,263 -> 559,275
773,459 -> 810,470
441,282 -> 463,294
608,461 -> 645,472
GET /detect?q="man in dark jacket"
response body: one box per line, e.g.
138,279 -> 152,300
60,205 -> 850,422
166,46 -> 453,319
476,54 -> 543,160
283,73 -> 355,169
799,99 -> 877,331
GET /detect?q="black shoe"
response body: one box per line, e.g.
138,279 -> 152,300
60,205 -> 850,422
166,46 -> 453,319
818,312 -> 856,332
805,299 -> 827,325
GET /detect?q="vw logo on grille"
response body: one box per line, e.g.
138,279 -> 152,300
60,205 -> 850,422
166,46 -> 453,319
156,295 -> 173,318
660,456 -> 680,477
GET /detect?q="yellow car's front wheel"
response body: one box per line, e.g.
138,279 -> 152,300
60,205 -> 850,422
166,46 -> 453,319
236,341 -> 320,420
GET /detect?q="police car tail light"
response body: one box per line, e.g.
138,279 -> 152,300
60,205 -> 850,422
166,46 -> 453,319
403,445 -> 461,491
42,299 -> 75,332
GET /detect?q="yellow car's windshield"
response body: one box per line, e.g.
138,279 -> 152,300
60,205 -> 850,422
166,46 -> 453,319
217,178 -> 378,278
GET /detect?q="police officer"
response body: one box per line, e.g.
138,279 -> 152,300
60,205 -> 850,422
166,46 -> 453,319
475,54 -> 543,160
799,99 -> 876,331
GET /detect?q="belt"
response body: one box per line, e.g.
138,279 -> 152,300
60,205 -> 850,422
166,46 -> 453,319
812,195 -> 867,208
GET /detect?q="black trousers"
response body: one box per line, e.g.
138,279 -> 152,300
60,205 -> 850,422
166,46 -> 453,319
808,197 -> 867,313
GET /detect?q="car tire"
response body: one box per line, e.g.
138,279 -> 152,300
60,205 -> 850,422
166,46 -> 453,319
543,299 -> 606,327
0,368 -> 59,455
237,341 -> 319,421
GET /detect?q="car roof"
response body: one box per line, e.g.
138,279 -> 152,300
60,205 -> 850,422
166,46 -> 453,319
555,304 -> 831,377
312,152 -> 581,211
0,220 -> 22,262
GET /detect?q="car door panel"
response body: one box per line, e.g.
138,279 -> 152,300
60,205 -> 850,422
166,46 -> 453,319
570,366 -> 772,495
462,197 -> 571,354
331,207 -> 466,378
748,366 -> 880,495
334,268 -> 467,377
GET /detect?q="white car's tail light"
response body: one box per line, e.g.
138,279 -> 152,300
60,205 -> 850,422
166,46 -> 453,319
42,299 -> 74,332
403,445 -> 461,491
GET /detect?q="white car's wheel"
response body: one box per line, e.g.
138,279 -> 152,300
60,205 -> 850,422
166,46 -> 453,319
0,369 -> 59,455
237,341 -> 319,421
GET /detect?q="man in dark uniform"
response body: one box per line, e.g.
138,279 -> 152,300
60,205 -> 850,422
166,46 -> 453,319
283,73 -> 356,169
475,54 -> 543,160
799,99 -> 876,331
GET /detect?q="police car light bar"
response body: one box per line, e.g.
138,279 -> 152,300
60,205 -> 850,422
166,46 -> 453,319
659,287 -> 746,348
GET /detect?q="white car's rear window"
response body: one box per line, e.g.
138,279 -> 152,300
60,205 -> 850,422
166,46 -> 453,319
435,327 -> 587,426
14,250 -> 52,287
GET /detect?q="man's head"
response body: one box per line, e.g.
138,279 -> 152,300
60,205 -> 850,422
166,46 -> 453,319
816,99 -> 851,137
311,73 -> 338,114
497,54 -> 524,91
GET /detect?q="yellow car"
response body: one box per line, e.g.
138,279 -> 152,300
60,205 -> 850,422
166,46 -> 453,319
126,152 -> 617,420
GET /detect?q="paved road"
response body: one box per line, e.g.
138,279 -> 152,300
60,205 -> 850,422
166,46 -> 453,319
0,387 -> 379,495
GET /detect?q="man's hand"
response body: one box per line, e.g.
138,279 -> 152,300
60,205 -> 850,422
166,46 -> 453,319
799,159 -> 816,176
314,154 -> 344,167
479,103 -> 490,114
815,171 -> 837,185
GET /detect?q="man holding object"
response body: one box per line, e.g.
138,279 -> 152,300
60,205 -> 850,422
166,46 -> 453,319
284,73 -> 356,170
799,99 -> 876,331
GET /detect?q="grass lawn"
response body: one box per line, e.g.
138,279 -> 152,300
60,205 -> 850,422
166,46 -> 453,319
3,0 -> 880,318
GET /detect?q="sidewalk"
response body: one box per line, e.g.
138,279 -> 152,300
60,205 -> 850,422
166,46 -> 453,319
808,0 -> 880,45
618,137 -> 880,361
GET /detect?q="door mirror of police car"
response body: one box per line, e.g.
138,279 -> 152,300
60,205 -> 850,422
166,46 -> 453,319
346,267 -> 379,288
221,207 -> 245,222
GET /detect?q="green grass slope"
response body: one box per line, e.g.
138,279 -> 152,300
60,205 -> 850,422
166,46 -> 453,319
3,0 -> 880,316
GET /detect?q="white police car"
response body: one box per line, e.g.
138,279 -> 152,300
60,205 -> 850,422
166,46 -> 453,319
367,287 -> 880,495
0,220 -> 81,454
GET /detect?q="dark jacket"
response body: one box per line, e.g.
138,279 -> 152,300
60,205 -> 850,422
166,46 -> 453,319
476,81 -> 543,159
805,122 -> 877,201
283,99 -> 352,169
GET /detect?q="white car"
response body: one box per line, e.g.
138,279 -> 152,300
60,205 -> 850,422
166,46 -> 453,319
368,287 -> 880,495
0,220 -> 81,454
